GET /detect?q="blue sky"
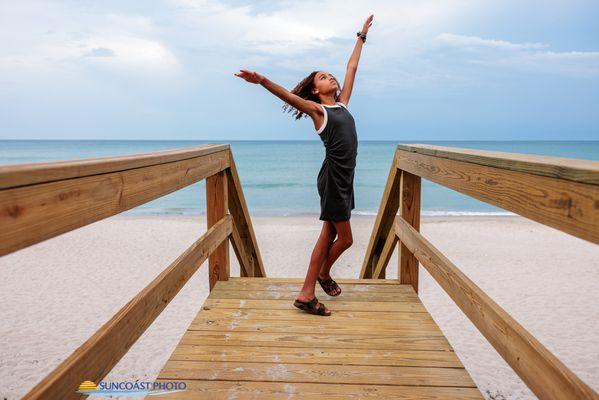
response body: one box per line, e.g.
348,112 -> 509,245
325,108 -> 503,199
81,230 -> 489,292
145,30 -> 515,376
1,0 -> 598,140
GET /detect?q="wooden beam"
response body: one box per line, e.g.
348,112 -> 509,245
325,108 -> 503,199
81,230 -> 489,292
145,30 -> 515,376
397,143 -> 599,185
396,148 -> 599,245
360,150 -> 401,278
230,219 -> 253,277
372,227 -> 398,279
395,216 -> 599,400
23,214 -> 233,400
225,151 -> 266,277
207,170 -> 230,290
0,150 -> 230,256
0,144 -> 230,190
398,171 -> 421,292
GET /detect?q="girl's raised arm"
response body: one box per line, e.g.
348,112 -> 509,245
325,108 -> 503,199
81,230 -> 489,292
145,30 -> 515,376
235,69 -> 320,118
337,14 -> 374,106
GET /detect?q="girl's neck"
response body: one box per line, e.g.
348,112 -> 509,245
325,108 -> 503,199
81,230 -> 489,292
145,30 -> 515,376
319,95 -> 336,106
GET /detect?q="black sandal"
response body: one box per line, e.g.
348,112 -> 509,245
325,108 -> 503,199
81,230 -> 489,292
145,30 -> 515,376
293,296 -> 331,316
318,276 -> 342,296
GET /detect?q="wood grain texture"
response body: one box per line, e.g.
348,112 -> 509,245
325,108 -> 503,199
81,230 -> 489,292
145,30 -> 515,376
152,279 -> 483,399
360,150 -> 401,278
207,170 -> 229,290
397,143 -> 599,185
395,216 -> 599,400
398,170 -> 421,292
396,148 -> 599,244
0,144 -> 230,189
1,150 -> 230,256
225,152 -> 266,277
23,215 -> 232,400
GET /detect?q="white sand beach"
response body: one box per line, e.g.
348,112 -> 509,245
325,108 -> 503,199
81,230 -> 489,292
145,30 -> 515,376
1,214 -> 598,399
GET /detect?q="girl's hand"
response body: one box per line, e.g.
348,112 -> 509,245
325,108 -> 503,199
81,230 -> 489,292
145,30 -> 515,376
234,69 -> 265,84
361,14 -> 374,34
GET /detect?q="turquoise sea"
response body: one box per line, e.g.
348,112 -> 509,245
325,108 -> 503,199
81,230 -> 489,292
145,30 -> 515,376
1,140 -> 597,217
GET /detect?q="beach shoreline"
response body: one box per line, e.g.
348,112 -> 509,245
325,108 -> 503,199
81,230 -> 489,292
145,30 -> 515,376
1,214 -> 597,399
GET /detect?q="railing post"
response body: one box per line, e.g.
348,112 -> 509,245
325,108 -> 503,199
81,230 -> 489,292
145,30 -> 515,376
398,170 -> 421,293
206,170 -> 230,290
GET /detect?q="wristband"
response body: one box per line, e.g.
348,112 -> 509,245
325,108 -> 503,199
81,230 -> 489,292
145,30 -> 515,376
356,31 -> 367,43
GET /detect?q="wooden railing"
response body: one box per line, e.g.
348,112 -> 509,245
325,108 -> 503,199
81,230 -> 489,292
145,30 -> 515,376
361,144 -> 599,400
0,144 -> 266,399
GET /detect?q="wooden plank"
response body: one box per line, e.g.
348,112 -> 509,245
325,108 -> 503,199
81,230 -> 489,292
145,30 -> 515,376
226,153 -> 266,277
229,277 -> 400,284
230,219 -> 252,277
179,330 -> 451,351
202,298 -> 428,313
395,216 -> 599,400
399,170 -> 421,292
23,215 -> 233,400
190,307 -> 436,323
189,315 -> 441,335
151,381 -> 483,400
372,222 -> 398,279
360,150 -> 401,278
207,289 -> 420,302
0,144 -> 230,189
398,143 -> 599,185
207,170 -> 229,290
168,344 -> 464,368
158,360 -> 475,387
215,280 -> 409,292
1,150 -> 230,256
396,148 -> 599,245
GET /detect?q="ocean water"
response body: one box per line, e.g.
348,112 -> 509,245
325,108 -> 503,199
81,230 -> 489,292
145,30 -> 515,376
1,140 -> 597,217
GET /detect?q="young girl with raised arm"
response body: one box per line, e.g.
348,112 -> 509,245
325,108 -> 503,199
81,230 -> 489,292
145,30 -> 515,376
235,14 -> 374,316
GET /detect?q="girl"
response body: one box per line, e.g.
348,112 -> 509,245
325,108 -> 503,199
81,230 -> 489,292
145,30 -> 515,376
235,14 -> 374,316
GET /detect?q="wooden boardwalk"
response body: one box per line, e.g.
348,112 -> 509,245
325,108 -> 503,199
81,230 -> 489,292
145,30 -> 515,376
152,277 -> 483,399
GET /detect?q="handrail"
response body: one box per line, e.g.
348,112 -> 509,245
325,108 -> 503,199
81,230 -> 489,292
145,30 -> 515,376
0,144 -> 266,399
362,143 -> 599,400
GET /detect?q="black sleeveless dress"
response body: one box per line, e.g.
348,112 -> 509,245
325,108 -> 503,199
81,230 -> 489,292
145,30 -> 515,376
316,101 -> 358,221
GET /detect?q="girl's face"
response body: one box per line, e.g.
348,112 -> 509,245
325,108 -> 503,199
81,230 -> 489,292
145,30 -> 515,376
312,71 -> 338,96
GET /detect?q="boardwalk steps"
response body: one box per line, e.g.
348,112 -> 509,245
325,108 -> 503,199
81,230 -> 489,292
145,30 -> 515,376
151,277 -> 483,399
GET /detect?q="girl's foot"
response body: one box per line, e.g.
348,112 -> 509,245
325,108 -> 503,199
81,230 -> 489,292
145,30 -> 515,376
294,292 -> 331,316
318,273 -> 341,296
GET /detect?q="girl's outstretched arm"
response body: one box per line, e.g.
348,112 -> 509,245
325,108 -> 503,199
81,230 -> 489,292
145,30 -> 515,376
234,69 -> 320,118
337,14 -> 374,106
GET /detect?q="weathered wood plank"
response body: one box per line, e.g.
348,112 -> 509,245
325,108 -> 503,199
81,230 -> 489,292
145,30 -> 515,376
179,330 -> 450,351
395,216 -> 599,400
396,148 -> 599,245
1,150 -> 230,256
202,298 -> 428,313
207,170 -> 229,290
215,280 -> 409,292
159,360 -> 476,387
207,289 -> 420,302
152,380 -> 483,399
226,153 -> 266,277
398,143 -> 599,185
22,215 -> 232,400
360,150 -> 401,278
0,144 -> 230,189
398,170 -> 421,292
229,277 -> 400,284
168,345 -> 464,367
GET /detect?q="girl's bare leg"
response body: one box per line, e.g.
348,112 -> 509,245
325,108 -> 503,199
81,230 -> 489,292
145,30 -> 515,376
296,221 -> 336,313
317,220 -> 353,295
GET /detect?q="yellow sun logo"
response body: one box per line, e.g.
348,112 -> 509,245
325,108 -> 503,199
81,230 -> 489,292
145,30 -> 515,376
78,381 -> 99,392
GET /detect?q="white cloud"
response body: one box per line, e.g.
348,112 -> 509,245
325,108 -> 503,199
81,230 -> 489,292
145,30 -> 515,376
436,33 -> 547,51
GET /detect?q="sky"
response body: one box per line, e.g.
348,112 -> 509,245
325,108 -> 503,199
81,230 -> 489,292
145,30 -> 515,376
1,0 -> 598,140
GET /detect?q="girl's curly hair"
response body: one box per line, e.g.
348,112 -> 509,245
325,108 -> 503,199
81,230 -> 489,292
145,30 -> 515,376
282,71 -> 341,120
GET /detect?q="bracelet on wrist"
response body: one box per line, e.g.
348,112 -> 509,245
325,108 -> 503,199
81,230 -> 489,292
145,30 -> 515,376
356,31 -> 367,43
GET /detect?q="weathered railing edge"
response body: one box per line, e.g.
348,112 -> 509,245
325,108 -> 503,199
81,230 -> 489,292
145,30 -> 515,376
0,143 -> 230,189
395,215 -> 599,400
22,214 -> 233,400
397,143 -> 599,185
